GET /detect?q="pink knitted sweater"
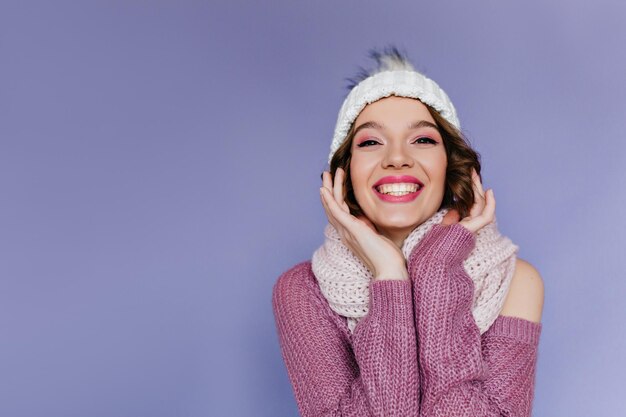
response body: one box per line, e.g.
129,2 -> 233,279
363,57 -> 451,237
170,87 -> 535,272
272,223 -> 542,416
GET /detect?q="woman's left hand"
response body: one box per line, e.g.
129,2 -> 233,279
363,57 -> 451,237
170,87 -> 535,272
441,168 -> 495,234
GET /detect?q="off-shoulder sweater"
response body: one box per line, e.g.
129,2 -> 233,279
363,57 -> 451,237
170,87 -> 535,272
272,223 -> 542,417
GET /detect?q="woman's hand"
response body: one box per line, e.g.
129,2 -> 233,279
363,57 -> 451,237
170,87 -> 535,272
320,168 -> 408,281
441,168 -> 495,233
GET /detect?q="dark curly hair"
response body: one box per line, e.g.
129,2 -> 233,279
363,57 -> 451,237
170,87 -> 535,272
322,45 -> 482,220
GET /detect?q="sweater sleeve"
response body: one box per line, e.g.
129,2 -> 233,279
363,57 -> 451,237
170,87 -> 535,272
272,263 -> 420,417
407,224 -> 542,417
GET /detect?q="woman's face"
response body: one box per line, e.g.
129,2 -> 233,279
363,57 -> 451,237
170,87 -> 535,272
349,96 -> 447,244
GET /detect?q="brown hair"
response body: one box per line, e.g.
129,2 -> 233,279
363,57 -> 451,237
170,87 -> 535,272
323,101 -> 482,220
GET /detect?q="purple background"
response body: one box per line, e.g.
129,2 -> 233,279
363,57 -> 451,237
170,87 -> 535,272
1,1 -> 625,416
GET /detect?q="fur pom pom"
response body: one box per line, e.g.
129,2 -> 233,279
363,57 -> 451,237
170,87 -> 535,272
344,45 -> 415,91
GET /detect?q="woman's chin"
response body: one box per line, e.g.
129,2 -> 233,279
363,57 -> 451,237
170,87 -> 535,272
372,218 -> 421,232
370,209 -> 436,232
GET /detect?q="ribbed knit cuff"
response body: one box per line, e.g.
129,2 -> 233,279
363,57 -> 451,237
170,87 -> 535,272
413,223 -> 476,265
487,315 -> 542,345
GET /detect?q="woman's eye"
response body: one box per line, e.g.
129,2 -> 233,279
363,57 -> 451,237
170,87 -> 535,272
357,137 -> 437,147
414,137 -> 437,144
357,139 -> 380,147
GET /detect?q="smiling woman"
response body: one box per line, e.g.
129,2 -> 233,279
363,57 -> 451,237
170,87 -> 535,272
272,45 -> 544,417
332,92 -> 483,229
348,96 -> 451,248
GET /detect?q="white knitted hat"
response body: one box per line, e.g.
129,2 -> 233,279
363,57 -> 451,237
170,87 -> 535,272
328,47 -> 460,164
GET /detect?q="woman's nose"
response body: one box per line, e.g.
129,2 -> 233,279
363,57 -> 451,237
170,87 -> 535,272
382,143 -> 413,168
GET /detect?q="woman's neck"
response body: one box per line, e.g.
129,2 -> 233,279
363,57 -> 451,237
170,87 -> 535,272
376,226 -> 412,250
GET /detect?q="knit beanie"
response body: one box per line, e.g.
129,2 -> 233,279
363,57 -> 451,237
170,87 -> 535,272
328,46 -> 460,164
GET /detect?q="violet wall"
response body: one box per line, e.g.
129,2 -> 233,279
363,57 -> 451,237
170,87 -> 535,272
1,1 -> 624,416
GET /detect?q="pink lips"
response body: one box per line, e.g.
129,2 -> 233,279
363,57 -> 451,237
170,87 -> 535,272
372,175 -> 424,203
373,175 -> 424,188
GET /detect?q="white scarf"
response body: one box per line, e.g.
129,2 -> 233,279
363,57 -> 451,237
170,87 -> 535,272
311,207 -> 519,335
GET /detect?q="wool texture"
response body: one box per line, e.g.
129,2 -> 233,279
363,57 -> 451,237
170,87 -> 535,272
329,68 -> 460,164
311,207 -> 519,335
272,223 -> 542,416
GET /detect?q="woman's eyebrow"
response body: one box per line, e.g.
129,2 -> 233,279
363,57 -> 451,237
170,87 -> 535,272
354,120 -> 438,135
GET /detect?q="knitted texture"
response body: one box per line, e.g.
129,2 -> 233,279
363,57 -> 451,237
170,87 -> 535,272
329,69 -> 460,164
272,223 -> 542,416
311,207 -> 519,335
409,223 -> 542,416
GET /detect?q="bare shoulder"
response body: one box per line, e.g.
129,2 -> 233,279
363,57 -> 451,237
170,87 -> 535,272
499,258 -> 545,323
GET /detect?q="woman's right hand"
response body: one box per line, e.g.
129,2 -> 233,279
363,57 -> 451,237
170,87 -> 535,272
320,168 -> 409,281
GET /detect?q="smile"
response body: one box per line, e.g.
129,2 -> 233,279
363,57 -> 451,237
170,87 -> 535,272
373,184 -> 423,202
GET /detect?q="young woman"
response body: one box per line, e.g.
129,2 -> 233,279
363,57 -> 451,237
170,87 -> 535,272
272,46 -> 544,417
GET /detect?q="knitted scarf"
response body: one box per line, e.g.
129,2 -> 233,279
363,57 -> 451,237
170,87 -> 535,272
311,207 -> 519,335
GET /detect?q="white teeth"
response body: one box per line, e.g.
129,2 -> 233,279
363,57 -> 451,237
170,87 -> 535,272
376,183 -> 421,195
